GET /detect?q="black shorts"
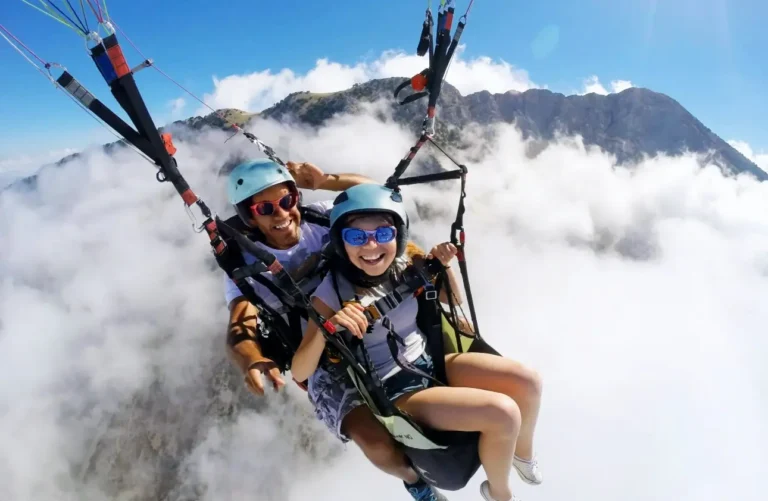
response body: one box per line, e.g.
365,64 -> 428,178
383,350 -> 437,402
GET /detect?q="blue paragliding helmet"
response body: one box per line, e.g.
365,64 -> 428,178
330,183 -> 410,258
227,158 -> 297,227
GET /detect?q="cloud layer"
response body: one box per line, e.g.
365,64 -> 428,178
2,102 -> 766,501
0,149 -> 78,191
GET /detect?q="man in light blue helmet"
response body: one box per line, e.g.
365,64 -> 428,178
222,158 -> 447,501
223,158 -> 371,387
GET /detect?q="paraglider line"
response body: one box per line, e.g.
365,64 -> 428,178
47,1 -> 88,34
78,0 -> 90,30
19,1 -> 83,36
109,20 -> 217,116
0,24 -> 51,69
99,0 -> 109,22
84,0 -> 103,23
109,17 -> 284,161
463,0 -> 475,19
63,0 -> 88,32
0,25 -> 157,168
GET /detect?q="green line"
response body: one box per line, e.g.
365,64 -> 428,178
21,0 -> 79,33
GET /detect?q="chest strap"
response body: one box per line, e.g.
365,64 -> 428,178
334,265 -> 438,325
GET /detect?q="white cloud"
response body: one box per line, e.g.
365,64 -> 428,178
0,148 -> 79,191
168,97 -> 187,119
581,75 -> 635,95
609,78 -> 634,93
198,47 -> 537,115
728,139 -> 768,172
1,107 -> 766,501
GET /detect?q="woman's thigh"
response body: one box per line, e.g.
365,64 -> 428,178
444,352 -> 542,397
394,385 -> 521,433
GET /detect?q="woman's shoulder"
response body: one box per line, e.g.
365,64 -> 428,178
311,272 -> 339,309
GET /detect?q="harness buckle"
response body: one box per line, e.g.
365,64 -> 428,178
364,304 -> 382,321
416,283 -> 438,301
344,300 -> 382,322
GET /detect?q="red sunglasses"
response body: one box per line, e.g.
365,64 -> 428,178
249,192 -> 299,217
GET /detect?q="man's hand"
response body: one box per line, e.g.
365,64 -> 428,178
244,360 -> 286,396
286,161 -> 326,190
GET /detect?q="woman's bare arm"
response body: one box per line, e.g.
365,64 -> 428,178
290,297 -> 336,382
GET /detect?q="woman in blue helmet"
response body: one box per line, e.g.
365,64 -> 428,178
223,159 -> 448,501
291,184 -> 544,501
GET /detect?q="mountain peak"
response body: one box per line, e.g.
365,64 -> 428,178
23,78 -> 764,184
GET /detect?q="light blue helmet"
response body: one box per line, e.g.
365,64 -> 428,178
227,158 -> 295,226
330,183 -> 410,257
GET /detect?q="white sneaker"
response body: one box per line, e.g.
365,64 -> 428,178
513,455 -> 542,485
479,480 -> 521,501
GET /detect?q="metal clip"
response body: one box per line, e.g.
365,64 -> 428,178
184,203 -> 205,233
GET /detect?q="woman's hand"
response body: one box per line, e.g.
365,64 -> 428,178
329,303 -> 369,339
427,242 -> 458,267
286,161 -> 326,190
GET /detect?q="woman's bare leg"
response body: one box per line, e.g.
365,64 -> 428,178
395,386 -> 521,501
445,352 -> 543,460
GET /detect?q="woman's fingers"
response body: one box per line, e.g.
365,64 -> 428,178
347,305 -> 369,333
338,312 -> 363,338
335,314 -> 361,338
333,304 -> 369,339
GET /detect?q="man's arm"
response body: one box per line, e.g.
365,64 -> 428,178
226,297 -> 286,395
317,172 -> 374,191
286,161 -> 374,192
226,298 -> 268,372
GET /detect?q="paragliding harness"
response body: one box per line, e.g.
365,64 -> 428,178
3,0 -> 489,491
323,257 -> 499,491
214,206 -> 331,373
337,0 -> 496,490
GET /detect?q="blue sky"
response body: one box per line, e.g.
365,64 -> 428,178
1,0 -> 766,160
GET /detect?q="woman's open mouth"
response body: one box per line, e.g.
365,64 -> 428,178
360,253 -> 385,266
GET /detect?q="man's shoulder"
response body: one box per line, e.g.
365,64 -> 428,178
303,199 -> 335,216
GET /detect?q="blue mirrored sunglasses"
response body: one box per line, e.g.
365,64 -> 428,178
341,226 -> 397,246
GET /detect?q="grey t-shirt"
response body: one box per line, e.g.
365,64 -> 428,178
311,256 -> 427,380
222,200 -> 333,332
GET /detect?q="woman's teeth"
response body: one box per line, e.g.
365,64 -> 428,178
361,254 -> 384,263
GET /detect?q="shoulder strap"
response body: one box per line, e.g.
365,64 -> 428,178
337,264 -> 434,325
299,204 -> 331,227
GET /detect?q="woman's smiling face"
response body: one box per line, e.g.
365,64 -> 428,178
342,214 -> 398,277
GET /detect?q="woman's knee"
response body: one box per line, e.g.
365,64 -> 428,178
524,366 -> 544,399
482,394 -> 522,434
500,359 -> 543,401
